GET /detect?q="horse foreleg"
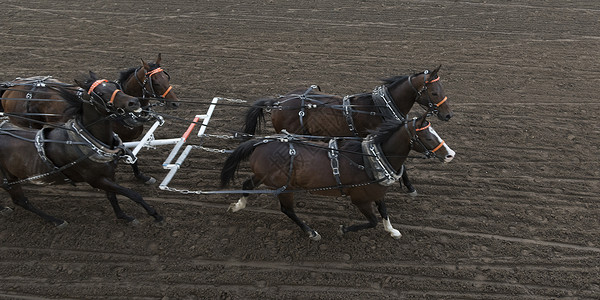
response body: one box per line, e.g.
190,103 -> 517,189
401,169 -> 417,196
340,200 -> 378,235
6,184 -> 67,227
228,177 -> 257,212
106,191 -> 137,223
278,193 -> 320,241
90,178 -> 163,222
376,200 -> 402,239
130,162 -> 156,185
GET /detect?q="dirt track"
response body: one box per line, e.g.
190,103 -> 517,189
1,0 -> 599,299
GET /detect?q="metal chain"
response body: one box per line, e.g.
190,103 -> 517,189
191,145 -> 231,154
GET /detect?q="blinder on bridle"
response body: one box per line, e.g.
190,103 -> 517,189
134,67 -> 173,102
405,118 -> 446,159
408,70 -> 448,117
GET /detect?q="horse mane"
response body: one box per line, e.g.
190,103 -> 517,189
118,62 -> 161,83
370,120 -> 405,145
59,74 -> 96,117
381,70 -> 428,89
340,120 -> 406,156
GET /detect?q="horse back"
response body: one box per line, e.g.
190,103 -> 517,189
1,77 -> 74,128
249,139 -> 374,195
270,90 -> 381,137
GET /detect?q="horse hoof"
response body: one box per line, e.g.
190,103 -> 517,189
129,219 -> 140,226
55,220 -> 69,229
0,207 -> 13,216
153,214 -> 165,223
408,190 -> 418,197
227,203 -> 242,212
338,225 -> 346,236
390,231 -> 402,240
144,177 -> 157,185
309,231 -> 321,241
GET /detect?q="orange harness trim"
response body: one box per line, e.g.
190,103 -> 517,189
109,89 -> 121,103
432,140 -> 445,153
436,96 -> 448,107
88,79 -> 108,94
146,68 -> 164,77
161,85 -> 173,98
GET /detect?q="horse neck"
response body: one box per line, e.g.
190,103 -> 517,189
79,103 -> 115,146
379,126 -> 412,171
121,69 -> 143,97
121,69 -> 150,107
388,76 -> 422,115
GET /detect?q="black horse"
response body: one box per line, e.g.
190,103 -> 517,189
0,71 -> 163,226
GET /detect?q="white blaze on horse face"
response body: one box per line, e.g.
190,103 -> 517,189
428,126 -> 455,162
383,218 -> 402,239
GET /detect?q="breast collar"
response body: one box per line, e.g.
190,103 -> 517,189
66,119 -> 125,163
371,85 -> 406,123
361,134 -> 404,186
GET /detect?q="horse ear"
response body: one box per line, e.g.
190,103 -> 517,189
74,78 -> 84,88
88,70 -> 98,80
155,53 -> 162,65
430,65 -> 442,78
141,59 -> 151,71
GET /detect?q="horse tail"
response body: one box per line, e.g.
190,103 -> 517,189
241,98 -> 275,136
0,83 -> 6,112
220,140 -> 258,188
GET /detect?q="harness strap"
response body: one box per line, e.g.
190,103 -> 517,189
328,139 -> 345,196
34,128 -> 73,184
342,95 -> 359,136
276,141 -> 297,195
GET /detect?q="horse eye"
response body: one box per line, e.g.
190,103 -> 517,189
431,92 -> 438,96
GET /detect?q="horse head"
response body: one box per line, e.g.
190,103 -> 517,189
409,113 -> 455,162
139,53 -> 180,109
414,65 -> 453,121
72,71 -> 142,118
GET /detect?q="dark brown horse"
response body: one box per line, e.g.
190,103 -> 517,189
0,72 -> 163,226
221,114 -> 455,240
114,53 -> 180,141
0,54 -> 180,184
241,66 -> 452,196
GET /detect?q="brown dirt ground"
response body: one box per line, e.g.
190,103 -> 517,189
1,0 -> 599,299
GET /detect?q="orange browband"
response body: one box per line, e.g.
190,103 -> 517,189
88,79 -> 108,94
146,68 -> 164,77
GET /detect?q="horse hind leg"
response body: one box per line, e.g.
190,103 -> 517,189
376,200 -> 402,239
6,184 -> 67,227
107,191 -> 138,224
228,177 -> 257,212
278,193 -> 320,241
